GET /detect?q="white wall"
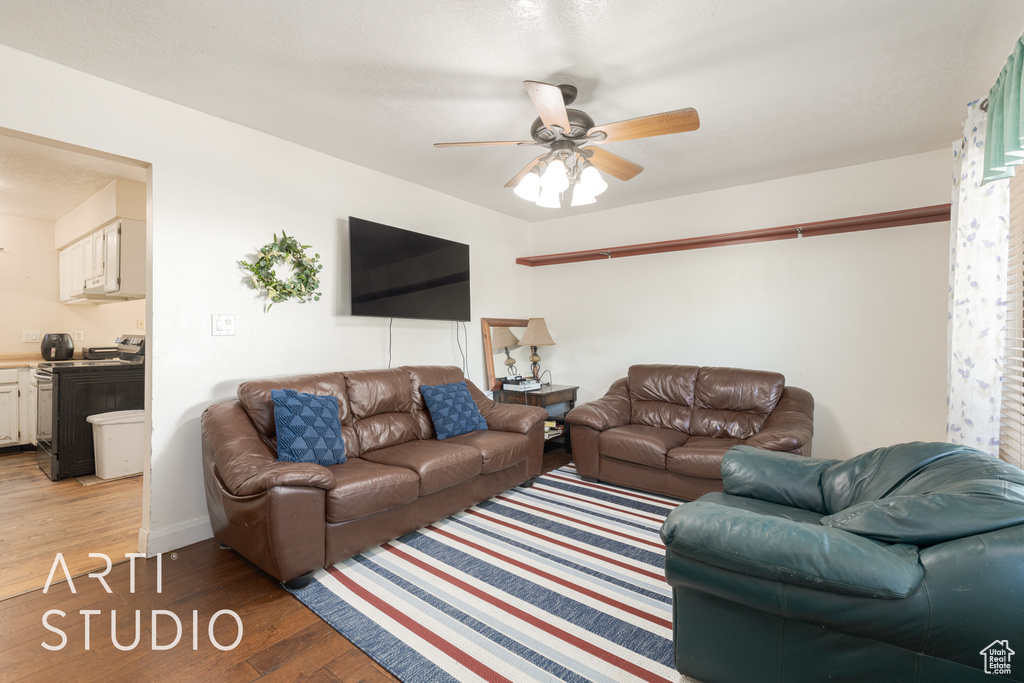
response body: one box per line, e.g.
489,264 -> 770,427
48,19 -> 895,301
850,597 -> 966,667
0,42 -> 953,555
0,45 -> 533,553
0,213 -> 145,354
528,151 -> 951,459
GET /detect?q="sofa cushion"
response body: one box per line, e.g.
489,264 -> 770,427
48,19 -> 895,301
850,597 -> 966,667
821,447 -> 1024,545
661,499 -> 925,599
419,381 -> 488,440
821,442 -> 975,513
696,491 -> 828,525
271,389 -> 347,466
722,447 -> 835,514
599,424 -> 690,469
324,459 -> 420,523
346,368 -> 419,452
444,430 -> 528,474
628,364 -> 698,431
667,437 -> 742,478
236,371 -> 360,455
688,367 -> 785,439
361,439 -> 482,495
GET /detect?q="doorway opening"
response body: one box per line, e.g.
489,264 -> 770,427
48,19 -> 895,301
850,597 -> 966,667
0,126 -> 152,599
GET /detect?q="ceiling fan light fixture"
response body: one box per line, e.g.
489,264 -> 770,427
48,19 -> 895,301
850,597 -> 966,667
536,185 -> 562,208
513,170 -> 542,202
438,80 -> 699,212
579,163 -> 608,196
570,185 -> 596,206
540,157 -> 570,193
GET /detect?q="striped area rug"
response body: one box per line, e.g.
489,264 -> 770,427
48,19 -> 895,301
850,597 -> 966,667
291,465 -> 684,683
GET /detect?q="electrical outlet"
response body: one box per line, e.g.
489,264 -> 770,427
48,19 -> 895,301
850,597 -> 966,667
22,330 -> 39,343
211,314 -> 236,336
136,319 -> 145,330
74,331 -> 84,342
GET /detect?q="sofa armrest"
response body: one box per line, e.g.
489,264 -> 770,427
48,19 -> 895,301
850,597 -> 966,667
565,377 -> 630,431
722,446 -> 835,514
466,382 -> 547,433
661,500 -> 924,599
744,386 -> 814,454
201,400 -> 337,497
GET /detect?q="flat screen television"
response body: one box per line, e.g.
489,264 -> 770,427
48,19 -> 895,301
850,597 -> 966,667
349,216 -> 471,322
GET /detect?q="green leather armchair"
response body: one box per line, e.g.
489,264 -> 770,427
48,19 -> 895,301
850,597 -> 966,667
661,442 -> 1024,682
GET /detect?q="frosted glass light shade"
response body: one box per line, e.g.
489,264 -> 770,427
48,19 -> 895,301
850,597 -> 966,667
513,171 -> 542,202
540,158 -> 570,193
570,185 -> 596,206
579,164 -> 608,196
536,186 -> 561,208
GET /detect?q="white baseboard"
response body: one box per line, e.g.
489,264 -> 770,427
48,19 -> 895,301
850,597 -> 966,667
141,517 -> 214,557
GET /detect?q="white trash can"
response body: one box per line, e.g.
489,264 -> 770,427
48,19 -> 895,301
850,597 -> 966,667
87,409 -> 145,479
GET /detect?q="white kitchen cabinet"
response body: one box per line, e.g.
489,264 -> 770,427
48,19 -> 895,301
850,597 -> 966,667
102,219 -> 145,298
59,239 -> 85,302
58,218 -> 145,303
27,368 -> 37,445
83,230 -> 105,290
0,369 -> 19,448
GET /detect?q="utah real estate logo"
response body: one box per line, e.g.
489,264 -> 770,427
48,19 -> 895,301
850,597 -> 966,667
980,640 -> 1014,676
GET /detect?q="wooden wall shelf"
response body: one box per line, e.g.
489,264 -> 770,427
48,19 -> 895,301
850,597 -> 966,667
515,203 -> 952,267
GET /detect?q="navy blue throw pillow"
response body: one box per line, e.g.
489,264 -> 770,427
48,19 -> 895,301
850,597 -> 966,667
271,388 -> 347,466
420,381 -> 488,440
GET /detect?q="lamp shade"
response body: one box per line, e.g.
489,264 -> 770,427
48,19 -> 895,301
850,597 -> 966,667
518,318 -> 555,346
491,327 -> 519,350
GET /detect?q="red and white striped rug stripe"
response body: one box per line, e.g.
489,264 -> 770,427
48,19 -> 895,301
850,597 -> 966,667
292,465 -> 683,682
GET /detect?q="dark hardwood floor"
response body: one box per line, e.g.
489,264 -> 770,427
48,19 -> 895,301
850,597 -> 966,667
0,449 -> 572,682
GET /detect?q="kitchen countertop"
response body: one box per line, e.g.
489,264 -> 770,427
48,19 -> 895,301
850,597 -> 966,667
0,353 -> 61,369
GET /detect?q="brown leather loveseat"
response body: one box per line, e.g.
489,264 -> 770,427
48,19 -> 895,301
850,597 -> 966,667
201,365 -> 547,587
565,364 -> 814,500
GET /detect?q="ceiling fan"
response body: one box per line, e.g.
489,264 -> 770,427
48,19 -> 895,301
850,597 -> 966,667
434,80 -> 699,207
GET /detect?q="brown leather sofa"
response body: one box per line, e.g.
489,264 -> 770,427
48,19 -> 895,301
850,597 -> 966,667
201,365 -> 547,587
565,364 -> 814,500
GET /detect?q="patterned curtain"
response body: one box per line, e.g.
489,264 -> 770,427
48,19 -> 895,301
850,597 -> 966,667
948,101 -> 1010,455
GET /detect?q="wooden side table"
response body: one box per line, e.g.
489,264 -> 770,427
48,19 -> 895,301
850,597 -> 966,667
492,384 -> 578,453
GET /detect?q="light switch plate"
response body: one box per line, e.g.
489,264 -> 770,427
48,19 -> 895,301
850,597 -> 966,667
211,314 -> 235,336
22,330 -> 39,343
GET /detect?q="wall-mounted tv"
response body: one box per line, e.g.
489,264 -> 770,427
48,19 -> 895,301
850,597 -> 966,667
349,216 -> 471,322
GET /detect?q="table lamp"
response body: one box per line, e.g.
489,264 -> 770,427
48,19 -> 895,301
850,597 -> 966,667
491,327 -> 520,376
517,317 -> 555,381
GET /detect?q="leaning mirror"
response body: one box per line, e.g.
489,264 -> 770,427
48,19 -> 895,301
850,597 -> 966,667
481,317 -> 530,391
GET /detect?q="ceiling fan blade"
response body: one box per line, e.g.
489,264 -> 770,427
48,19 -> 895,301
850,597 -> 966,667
504,155 -> 546,188
434,140 -> 536,148
586,146 -> 644,181
589,108 -> 700,143
524,81 -> 572,134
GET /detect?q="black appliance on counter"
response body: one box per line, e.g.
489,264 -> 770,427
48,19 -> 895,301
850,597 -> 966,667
83,346 -> 120,360
35,333 -> 146,481
41,333 -> 74,360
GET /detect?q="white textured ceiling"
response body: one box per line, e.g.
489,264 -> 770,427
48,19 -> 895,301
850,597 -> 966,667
0,131 -> 147,222
0,1 -> 1022,222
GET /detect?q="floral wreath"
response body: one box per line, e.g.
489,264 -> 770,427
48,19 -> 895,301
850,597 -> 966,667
239,231 -> 322,310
